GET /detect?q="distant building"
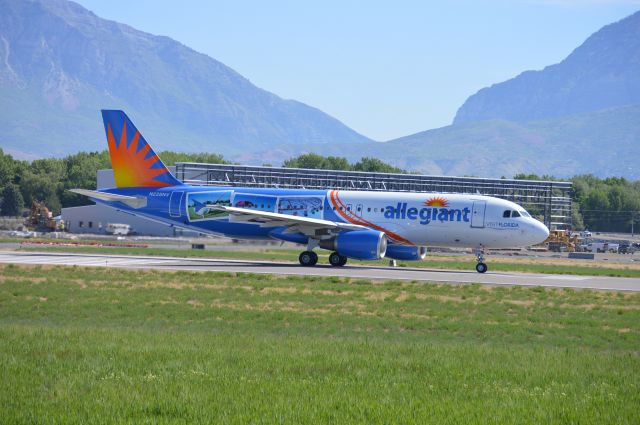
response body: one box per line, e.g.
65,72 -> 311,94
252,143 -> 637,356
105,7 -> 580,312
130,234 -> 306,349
62,164 -> 573,236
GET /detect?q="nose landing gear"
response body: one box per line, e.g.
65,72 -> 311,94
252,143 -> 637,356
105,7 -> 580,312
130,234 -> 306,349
475,244 -> 488,273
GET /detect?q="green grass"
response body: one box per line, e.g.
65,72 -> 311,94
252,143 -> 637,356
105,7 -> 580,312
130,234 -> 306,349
17,244 -> 640,277
1,264 -> 639,423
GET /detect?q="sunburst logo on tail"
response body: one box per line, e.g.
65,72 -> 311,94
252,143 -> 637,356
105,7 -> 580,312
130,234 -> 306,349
107,122 -> 173,188
424,197 -> 449,207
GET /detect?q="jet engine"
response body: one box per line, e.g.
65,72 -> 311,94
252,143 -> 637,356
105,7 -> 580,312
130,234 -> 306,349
385,245 -> 428,261
320,230 -> 387,260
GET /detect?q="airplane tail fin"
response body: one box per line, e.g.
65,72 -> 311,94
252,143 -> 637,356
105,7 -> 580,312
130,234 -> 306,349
101,110 -> 182,188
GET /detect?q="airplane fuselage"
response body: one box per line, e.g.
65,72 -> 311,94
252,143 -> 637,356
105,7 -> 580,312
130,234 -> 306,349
102,185 -> 549,249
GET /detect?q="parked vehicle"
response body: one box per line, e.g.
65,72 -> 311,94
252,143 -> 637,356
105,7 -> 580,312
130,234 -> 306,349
105,223 -> 131,236
587,242 -> 618,253
618,243 -> 637,254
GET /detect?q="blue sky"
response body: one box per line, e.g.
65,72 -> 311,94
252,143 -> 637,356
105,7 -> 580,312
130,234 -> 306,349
76,0 -> 640,141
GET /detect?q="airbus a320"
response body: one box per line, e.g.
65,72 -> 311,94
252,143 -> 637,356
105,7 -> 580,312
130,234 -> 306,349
71,110 -> 550,273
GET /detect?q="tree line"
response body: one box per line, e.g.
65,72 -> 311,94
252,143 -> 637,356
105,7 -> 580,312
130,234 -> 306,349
0,149 -> 228,217
514,173 -> 640,233
1,148 -> 639,232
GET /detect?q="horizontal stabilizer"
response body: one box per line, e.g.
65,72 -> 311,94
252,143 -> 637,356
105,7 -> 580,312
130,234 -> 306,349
69,189 -> 147,209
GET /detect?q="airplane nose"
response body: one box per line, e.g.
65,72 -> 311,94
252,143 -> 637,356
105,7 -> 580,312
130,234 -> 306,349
531,220 -> 549,244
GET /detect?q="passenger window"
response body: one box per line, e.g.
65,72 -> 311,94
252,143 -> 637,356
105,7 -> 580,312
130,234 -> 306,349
511,210 -> 521,218
503,210 -> 510,218
367,207 -> 371,212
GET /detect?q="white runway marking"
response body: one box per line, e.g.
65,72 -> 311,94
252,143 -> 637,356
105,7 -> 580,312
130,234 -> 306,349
539,275 -> 589,281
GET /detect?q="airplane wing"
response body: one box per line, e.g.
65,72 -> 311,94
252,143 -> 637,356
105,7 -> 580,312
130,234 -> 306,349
212,205 -> 367,236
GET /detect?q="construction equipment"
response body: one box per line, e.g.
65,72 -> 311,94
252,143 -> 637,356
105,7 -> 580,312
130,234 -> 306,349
545,229 -> 578,252
25,201 -> 64,231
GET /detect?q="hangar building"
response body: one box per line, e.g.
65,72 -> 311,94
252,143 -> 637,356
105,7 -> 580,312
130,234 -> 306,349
62,163 -> 572,236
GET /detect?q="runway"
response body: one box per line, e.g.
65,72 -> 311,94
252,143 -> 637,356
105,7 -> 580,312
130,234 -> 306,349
1,251 -> 639,292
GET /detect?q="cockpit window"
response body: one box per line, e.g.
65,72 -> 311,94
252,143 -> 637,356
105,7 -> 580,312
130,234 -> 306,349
503,210 -> 510,218
520,210 -> 531,218
511,210 -> 521,218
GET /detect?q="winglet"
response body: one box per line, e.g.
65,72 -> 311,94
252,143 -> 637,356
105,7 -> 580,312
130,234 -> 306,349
101,110 -> 182,188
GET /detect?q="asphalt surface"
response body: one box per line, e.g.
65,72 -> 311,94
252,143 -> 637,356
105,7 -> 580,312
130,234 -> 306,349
1,251 -> 640,292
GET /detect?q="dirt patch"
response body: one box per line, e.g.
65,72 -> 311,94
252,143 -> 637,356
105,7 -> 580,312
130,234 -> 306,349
208,300 -> 330,315
503,299 -> 535,307
0,276 -> 47,284
560,303 -> 640,311
301,289 -> 353,297
261,287 -> 297,294
186,299 -> 204,308
365,291 -> 393,301
399,312 -> 432,320
395,292 -> 410,302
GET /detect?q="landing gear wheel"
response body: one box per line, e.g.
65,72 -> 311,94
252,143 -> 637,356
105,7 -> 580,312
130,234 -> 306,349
475,262 -> 488,273
329,252 -> 346,267
299,251 -> 318,266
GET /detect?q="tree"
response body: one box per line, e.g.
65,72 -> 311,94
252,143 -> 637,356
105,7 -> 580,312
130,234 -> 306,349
353,157 -> 404,173
0,148 -> 16,187
282,153 -> 406,173
159,151 -> 228,166
1,184 -> 25,216
282,153 -> 335,170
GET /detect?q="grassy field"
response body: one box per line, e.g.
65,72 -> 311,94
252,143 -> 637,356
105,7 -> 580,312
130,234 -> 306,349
0,264 -> 639,423
17,244 -> 640,277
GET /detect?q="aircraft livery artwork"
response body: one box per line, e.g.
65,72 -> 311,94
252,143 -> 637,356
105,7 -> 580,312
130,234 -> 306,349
71,110 -> 550,273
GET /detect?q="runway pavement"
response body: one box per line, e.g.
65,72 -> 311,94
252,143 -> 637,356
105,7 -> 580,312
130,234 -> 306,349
1,251 -> 640,291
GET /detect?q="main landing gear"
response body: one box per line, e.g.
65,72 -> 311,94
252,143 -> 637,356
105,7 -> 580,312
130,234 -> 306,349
298,250 -> 318,266
475,244 -> 488,273
298,250 -> 347,267
328,252 -> 348,267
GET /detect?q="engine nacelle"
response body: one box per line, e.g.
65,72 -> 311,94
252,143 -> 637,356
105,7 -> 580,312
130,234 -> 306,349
320,230 -> 387,260
385,245 -> 427,261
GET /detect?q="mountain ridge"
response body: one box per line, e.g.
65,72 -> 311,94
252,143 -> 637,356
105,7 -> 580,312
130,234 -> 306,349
0,0 -> 373,158
453,10 -> 640,124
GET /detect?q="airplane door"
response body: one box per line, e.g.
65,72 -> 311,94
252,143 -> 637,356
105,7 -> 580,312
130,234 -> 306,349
169,191 -> 184,217
471,201 -> 486,228
356,203 -> 363,217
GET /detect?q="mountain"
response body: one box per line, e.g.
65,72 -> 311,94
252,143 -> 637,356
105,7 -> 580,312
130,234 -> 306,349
245,104 -> 640,179
454,11 -> 640,124
0,0 -> 372,158
382,104 -> 640,178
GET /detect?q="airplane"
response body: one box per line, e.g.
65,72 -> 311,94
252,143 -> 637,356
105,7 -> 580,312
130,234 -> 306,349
70,110 -> 550,273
